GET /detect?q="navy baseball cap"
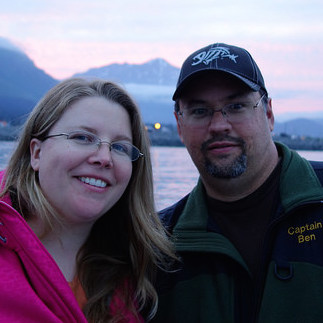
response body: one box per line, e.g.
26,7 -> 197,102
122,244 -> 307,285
173,43 -> 267,100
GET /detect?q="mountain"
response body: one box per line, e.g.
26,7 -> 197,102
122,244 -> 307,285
274,118 -> 323,138
0,37 -> 322,138
0,37 -> 22,52
0,40 -> 58,124
74,58 -> 179,124
74,58 -> 179,86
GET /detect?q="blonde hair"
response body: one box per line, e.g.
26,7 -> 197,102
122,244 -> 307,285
1,78 -> 175,322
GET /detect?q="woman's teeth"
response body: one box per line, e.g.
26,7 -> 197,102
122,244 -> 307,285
79,177 -> 107,188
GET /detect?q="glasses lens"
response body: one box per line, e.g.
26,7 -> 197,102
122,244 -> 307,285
61,130 -> 142,161
223,104 -> 246,123
67,131 -> 97,144
111,142 -> 141,161
180,109 -> 211,127
181,101 -> 256,127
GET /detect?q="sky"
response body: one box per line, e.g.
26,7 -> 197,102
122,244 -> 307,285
1,0 -> 323,119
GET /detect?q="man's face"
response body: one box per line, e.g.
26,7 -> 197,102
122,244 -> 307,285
175,72 -> 274,185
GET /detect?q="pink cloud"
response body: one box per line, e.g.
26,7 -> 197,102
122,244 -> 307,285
273,97 -> 322,115
22,40 -> 188,79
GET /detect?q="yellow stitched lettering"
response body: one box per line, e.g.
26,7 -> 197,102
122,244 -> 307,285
288,221 -> 322,236
288,222 -> 322,244
298,234 -> 316,243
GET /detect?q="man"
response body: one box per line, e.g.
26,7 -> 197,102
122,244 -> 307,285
153,43 -> 323,322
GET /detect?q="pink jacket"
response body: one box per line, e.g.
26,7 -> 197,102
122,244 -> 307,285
0,195 -> 88,322
0,170 -> 143,322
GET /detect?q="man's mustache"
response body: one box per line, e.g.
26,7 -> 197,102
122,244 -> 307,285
201,135 -> 245,152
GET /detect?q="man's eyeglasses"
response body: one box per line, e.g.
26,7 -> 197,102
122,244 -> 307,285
43,131 -> 144,162
177,94 -> 266,127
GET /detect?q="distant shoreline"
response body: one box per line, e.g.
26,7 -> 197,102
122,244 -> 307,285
1,125 -> 323,151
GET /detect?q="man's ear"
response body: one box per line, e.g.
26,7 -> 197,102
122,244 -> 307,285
174,111 -> 184,144
30,138 -> 42,171
266,97 -> 275,132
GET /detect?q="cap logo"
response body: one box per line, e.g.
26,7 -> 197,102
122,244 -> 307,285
192,46 -> 238,66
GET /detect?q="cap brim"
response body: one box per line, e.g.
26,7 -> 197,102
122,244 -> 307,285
172,69 -> 261,101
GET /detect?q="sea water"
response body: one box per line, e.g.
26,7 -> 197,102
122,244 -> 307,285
1,141 -> 322,210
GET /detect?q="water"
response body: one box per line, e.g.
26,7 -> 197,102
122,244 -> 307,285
151,146 -> 199,210
0,141 -> 18,170
1,141 -> 322,210
151,147 -> 323,210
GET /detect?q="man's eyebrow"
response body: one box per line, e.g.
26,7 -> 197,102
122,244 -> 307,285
184,91 -> 252,108
185,99 -> 207,108
225,91 -> 252,101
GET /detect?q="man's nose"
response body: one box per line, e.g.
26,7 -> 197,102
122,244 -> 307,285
207,109 -> 232,132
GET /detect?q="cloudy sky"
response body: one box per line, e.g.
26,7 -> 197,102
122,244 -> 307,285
1,0 -> 323,118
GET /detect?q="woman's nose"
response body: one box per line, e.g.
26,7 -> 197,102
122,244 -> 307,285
88,144 -> 114,168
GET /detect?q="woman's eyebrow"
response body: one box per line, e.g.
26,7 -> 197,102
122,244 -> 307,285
74,126 -> 133,142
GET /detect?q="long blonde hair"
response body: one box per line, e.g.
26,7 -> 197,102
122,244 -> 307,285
1,78 -> 175,322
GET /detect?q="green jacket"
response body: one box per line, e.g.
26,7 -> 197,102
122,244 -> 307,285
153,143 -> 323,323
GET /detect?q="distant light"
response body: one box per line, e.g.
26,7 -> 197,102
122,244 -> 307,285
154,123 -> 161,130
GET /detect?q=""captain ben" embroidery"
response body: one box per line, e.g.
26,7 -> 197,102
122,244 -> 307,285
288,221 -> 323,244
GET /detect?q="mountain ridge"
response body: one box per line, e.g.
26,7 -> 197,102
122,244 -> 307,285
0,42 -> 58,124
0,37 -> 322,138
74,58 -> 179,86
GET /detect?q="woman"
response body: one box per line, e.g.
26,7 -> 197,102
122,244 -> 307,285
0,78 -> 175,322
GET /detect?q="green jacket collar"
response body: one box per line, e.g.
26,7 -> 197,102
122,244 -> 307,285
277,142 -> 323,212
173,180 -> 249,271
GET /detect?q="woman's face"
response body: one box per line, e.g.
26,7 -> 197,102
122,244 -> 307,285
30,96 -> 133,226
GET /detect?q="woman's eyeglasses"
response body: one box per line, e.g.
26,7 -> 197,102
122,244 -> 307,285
43,130 -> 144,162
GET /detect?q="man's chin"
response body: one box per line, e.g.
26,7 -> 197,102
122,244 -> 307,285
204,154 -> 247,179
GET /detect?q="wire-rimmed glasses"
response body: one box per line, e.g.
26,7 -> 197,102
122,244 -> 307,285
43,130 -> 144,161
177,94 -> 266,127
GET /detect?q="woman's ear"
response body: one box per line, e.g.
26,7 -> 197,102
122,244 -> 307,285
30,138 -> 42,171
